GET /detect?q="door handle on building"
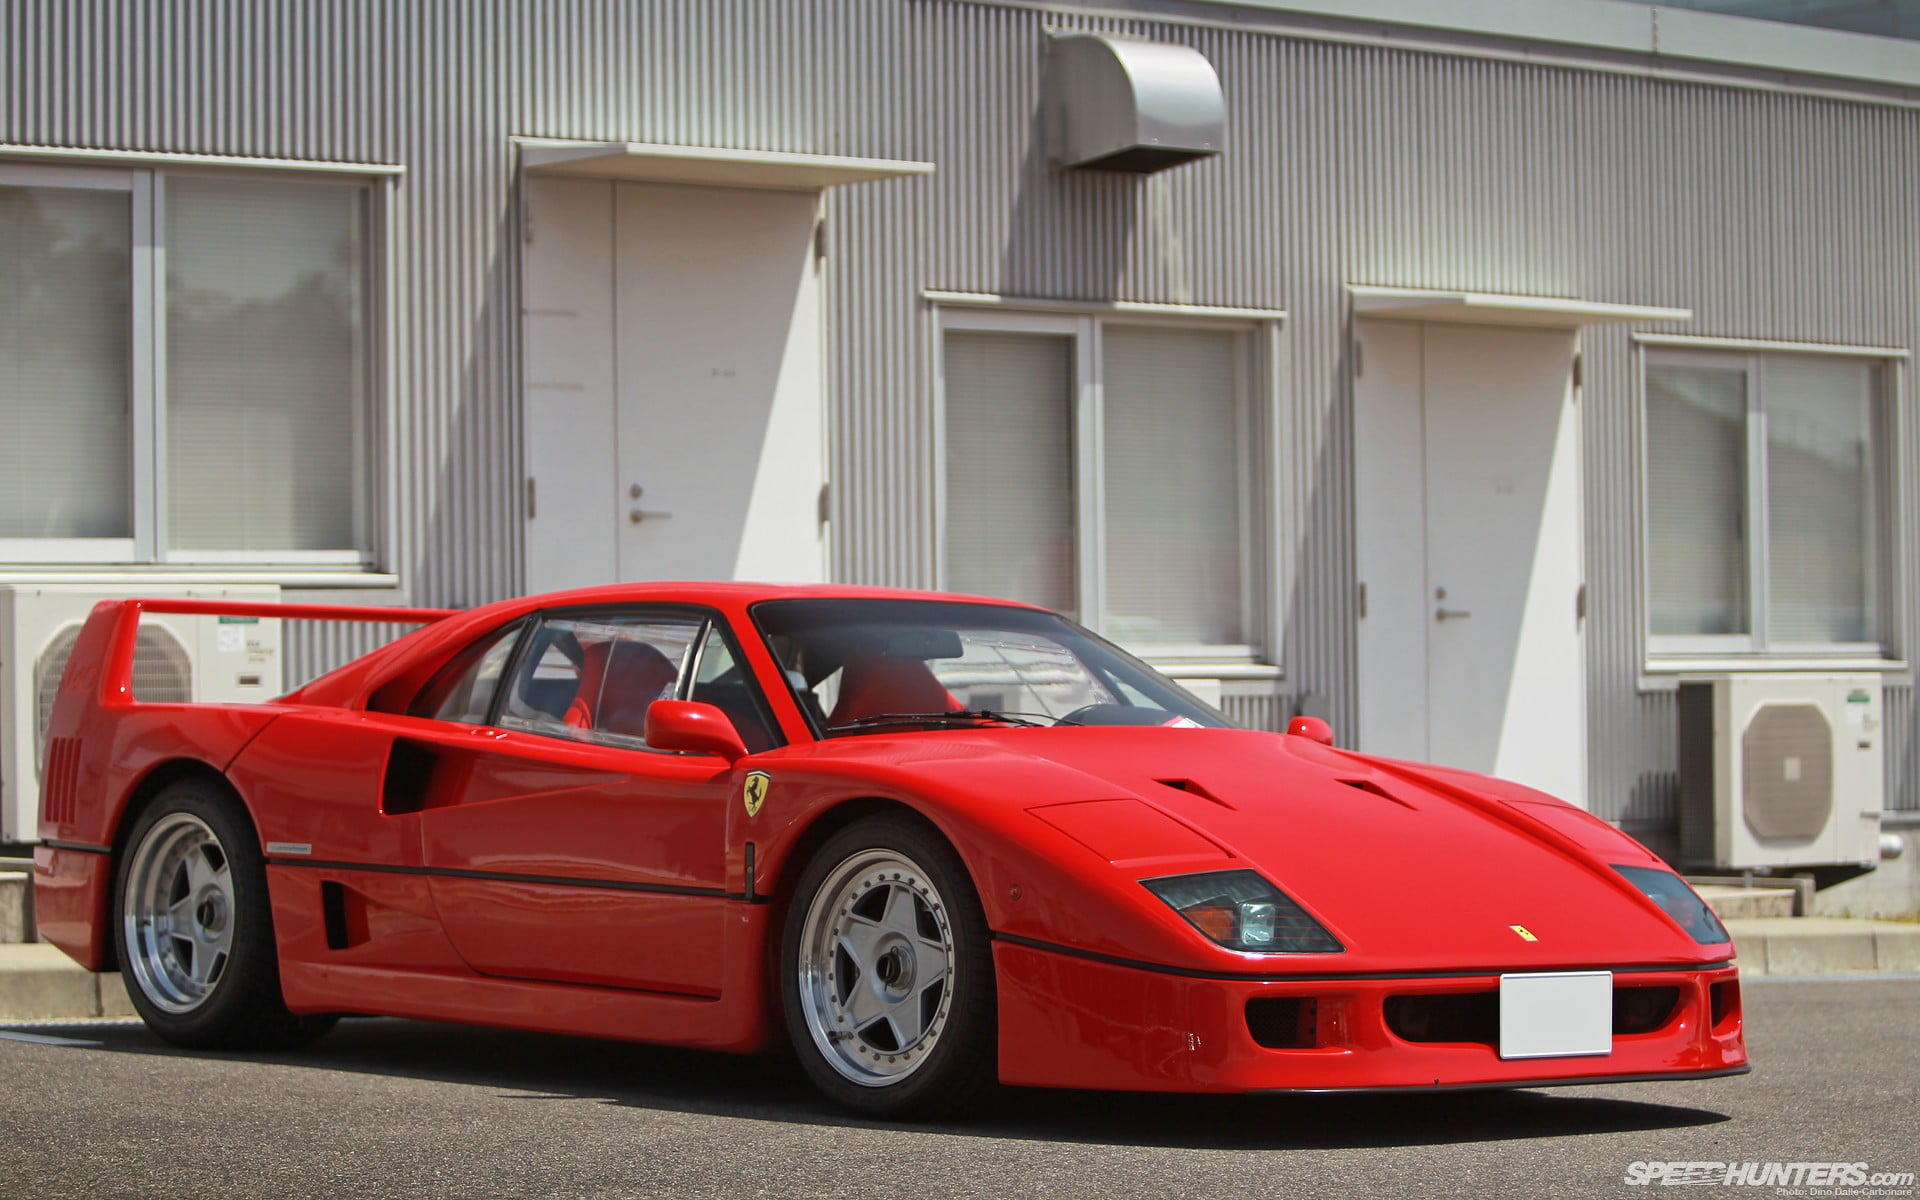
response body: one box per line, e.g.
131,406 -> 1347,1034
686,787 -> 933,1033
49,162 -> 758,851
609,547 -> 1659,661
1435,608 -> 1472,621
627,483 -> 673,524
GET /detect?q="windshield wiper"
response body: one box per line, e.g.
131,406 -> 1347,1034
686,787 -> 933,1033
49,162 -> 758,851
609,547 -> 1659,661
828,709 -> 1046,732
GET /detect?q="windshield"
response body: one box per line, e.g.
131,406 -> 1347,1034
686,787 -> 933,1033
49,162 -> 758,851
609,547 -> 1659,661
751,598 -> 1232,736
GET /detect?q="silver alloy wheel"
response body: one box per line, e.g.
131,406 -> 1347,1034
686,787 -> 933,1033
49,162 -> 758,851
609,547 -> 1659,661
795,849 -> 958,1087
123,811 -> 236,1014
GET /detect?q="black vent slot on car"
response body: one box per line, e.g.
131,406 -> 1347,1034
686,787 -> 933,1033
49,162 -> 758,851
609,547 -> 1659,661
1613,986 -> 1681,1035
320,880 -> 373,950
1385,992 -> 1499,1046
1246,997 -> 1319,1048
322,881 -> 350,950
1339,779 -> 1415,809
1710,980 -> 1741,1031
381,739 -> 441,815
1387,985 -> 1684,1045
1156,778 -> 1233,808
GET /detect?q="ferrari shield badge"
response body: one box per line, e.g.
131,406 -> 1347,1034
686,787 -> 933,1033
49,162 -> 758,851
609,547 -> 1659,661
742,771 -> 772,819
1509,924 -> 1539,942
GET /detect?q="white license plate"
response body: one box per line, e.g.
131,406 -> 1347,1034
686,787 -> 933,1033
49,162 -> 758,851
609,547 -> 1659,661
1498,971 -> 1613,1060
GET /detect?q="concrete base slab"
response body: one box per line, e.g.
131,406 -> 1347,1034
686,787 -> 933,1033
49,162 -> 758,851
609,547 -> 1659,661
0,942 -> 132,1021
1695,884 -> 1797,921
97,973 -> 138,1018
0,872 -> 30,944
1869,923 -> 1920,972
1724,916 -> 1920,976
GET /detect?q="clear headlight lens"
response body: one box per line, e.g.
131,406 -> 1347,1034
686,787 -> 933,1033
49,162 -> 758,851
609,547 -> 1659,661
1141,870 -> 1343,954
1614,864 -> 1730,945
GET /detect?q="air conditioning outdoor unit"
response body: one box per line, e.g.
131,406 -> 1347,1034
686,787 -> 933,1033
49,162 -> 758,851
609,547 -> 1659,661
1678,673 -> 1883,871
0,584 -> 284,844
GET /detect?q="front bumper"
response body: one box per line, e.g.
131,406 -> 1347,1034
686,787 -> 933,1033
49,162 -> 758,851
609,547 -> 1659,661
993,937 -> 1747,1093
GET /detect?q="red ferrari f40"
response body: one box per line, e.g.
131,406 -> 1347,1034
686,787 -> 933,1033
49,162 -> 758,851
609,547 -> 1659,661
34,584 -> 1746,1117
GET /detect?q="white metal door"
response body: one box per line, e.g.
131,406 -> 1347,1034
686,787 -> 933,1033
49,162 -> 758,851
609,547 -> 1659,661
613,183 -> 824,583
524,176 -> 617,592
522,179 -> 826,591
1355,321 -> 1586,806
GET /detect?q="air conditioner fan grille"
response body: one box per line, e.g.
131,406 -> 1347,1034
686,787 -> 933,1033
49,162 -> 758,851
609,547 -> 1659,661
1740,702 -> 1832,842
34,624 -> 193,767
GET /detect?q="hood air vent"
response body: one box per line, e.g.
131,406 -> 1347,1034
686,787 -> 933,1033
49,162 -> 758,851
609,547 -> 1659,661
1156,777 -> 1232,808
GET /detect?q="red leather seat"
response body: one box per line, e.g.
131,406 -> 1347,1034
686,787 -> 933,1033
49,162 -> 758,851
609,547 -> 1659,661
826,652 -> 963,727
564,640 -> 679,738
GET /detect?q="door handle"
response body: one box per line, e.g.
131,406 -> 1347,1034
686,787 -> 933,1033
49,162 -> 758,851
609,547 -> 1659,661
1435,608 -> 1472,622
627,483 -> 672,523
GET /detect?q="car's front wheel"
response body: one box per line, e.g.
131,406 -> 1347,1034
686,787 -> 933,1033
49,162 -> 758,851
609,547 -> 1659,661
781,813 -> 995,1119
115,779 -> 335,1049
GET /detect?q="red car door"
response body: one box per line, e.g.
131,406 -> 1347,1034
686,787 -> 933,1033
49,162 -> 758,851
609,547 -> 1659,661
409,609 -> 747,996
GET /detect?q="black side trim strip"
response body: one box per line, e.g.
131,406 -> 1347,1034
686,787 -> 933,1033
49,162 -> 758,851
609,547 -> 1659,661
1250,1065 -> 1751,1095
42,839 -> 110,855
992,932 -> 1734,983
266,856 -> 731,900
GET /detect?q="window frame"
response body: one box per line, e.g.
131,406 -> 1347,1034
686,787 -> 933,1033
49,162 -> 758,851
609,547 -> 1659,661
1637,341 -> 1903,664
489,604 -> 785,754
931,303 -> 1276,665
0,158 -> 389,571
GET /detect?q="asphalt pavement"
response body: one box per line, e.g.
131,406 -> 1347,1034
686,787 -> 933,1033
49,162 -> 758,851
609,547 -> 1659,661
1,976 -> 1915,1200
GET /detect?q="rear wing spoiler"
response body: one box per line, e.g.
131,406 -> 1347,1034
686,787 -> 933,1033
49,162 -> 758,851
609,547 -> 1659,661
37,598 -> 461,848
53,597 -> 459,718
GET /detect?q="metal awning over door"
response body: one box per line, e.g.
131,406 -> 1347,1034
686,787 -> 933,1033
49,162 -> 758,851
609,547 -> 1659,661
517,137 -> 933,191
1351,285 -> 1690,328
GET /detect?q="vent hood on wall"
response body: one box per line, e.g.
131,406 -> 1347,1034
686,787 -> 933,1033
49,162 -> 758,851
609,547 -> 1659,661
1046,33 -> 1226,173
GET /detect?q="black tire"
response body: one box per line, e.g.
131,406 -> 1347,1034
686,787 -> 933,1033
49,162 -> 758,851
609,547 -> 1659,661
113,779 -> 335,1050
780,813 -> 996,1120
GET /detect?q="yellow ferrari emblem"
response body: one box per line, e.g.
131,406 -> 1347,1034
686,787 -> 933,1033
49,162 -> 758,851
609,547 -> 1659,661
742,771 -> 771,819
1510,924 -> 1538,942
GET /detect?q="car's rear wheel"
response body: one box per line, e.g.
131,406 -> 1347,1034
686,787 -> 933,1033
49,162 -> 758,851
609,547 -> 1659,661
115,779 -> 334,1049
782,814 -> 995,1119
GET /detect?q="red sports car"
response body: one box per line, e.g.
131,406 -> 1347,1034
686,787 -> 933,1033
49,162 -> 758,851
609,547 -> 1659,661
34,584 -> 1746,1118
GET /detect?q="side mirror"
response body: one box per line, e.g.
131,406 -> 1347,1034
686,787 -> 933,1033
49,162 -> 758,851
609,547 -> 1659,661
1286,715 -> 1335,747
645,700 -> 748,763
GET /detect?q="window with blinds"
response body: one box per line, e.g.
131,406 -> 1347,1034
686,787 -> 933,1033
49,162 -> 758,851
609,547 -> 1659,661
1101,326 -> 1244,646
940,313 -> 1258,657
943,331 -> 1077,616
166,177 -> 367,553
1646,364 -> 1748,636
1644,350 -> 1888,655
0,163 -> 375,565
0,182 -> 134,544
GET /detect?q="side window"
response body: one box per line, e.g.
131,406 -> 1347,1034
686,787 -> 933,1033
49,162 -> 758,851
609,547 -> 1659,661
688,626 -> 779,754
419,621 -> 524,724
498,612 -> 703,748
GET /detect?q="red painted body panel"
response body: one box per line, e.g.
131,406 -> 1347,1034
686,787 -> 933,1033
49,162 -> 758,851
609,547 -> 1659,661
30,845 -> 113,969
33,585 -> 1745,1097
274,901 -> 779,1052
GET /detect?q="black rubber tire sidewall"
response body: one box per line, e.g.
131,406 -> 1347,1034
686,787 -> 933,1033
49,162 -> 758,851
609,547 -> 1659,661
113,779 -> 332,1050
779,812 -> 997,1121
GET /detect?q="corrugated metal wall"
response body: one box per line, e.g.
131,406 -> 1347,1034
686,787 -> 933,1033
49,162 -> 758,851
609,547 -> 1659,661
824,1 -> 1920,823
4,0 -> 1915,818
